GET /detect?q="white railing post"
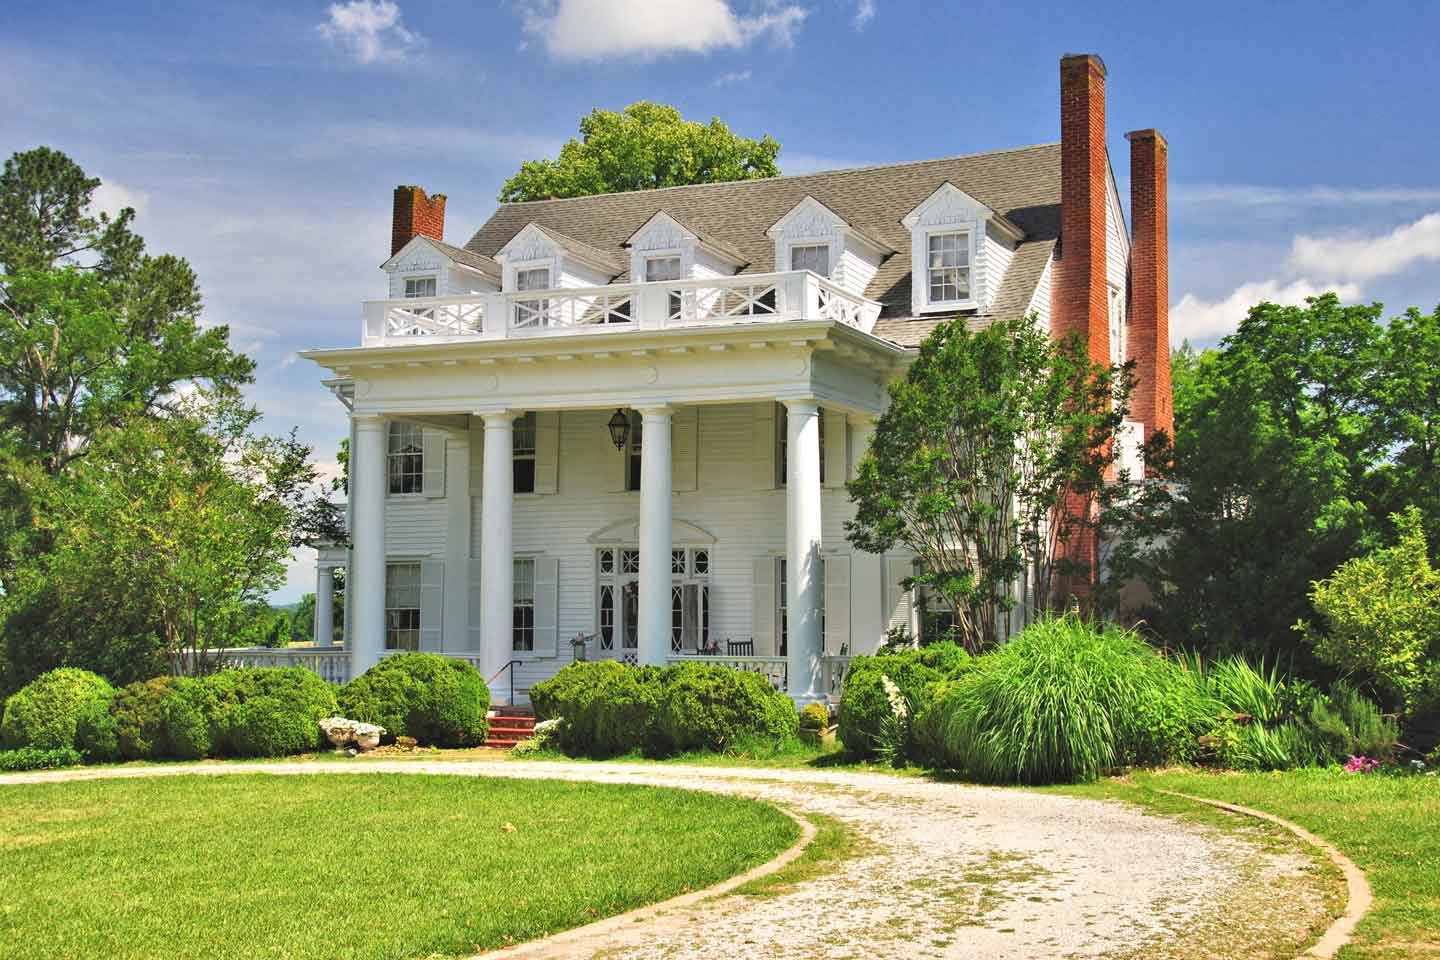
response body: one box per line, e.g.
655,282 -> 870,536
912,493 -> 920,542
363,302 -> 387,346
803,272 -> 823,321
637,285 -> 671,330
482,293 -> 508,340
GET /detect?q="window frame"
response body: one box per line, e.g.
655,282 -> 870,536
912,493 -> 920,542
512,556 -> 536,653
624,410 -> 644,493
774,403 -> 825,488
510,262 -> 554,330
403,276 -> 437,299
512,412 -> 537,494
787,242 -> 832,278
384,561 -> 422,651
923,228 -> 974,309
644,255 -> 684,282
386,421 -> 424,496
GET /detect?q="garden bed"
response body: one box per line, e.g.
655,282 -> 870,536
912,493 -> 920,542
0,772 -> 799,959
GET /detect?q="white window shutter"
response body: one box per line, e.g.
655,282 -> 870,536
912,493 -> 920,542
823,409 -> 847,489
533,556 -> 559,657
884,555 -> 913,636
468,421 -> 484,496
752,402 -> 777,490
751,557 -> 777,655
672,407 -> 698,492
419,558 -> 444,651
422,431 -> 446,498
824,555 -> 851,654
467,556 -> 483,652
534,412 -> 560,494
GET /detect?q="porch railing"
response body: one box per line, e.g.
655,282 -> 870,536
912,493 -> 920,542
361,270 -> 880,346
221,646 -> 352,685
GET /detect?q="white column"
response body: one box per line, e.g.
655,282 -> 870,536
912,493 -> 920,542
637,405 -> 673,666
479,411 -> 515,703
315,565 -> 335,645
785,399 -> 824,704
848,415 -> 885,654
350,414 -> 387,678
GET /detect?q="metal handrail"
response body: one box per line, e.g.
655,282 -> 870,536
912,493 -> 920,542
487,659 -> 523,706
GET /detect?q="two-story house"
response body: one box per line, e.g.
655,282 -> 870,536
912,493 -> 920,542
295,53 -> 1172,705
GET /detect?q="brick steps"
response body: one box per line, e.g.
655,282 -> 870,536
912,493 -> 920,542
485,710 -> 537,749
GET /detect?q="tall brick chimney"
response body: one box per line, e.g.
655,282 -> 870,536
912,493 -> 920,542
1055,53 -> 1110,365
1125,129 -> 1173,444
391,185 -> 447,256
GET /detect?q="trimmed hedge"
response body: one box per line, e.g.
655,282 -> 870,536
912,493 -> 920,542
531,661 -> 798,757
227,696 -> 318,757
837,643 -> 970,758
0,746 -> 82,771
338,653 -> 489,747
102,676 -> 185,761
1,668 -> 116,752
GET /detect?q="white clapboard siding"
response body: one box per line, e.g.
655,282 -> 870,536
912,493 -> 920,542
751,556 -> 777,653
823,554 -> 851,654
822,408 -> 848,489
467,556 -> 483,652
419,558 -> 444,651
534,412 -> 559,494
672,407 -> 698,492
422,431 -> 446,498
532,556 -> 559,657
752,402 -> 776,490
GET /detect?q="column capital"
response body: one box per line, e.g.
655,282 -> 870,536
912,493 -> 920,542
351,412 -> 387,428
782,397 -> 820,414
476,409 -> 516,428
635,404 -> 674,419
846,410 -> 878,429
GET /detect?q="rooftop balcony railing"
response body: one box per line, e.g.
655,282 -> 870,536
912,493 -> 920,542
361,270 -> 881,347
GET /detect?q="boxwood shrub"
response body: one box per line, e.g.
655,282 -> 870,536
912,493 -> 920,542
531,661 -> 665,757
0,668 -> 116,752
107,676 -> 185,761
0,746 -> 83,771
653,663 -> 797,754
227,696 -> 319,757
162,677 -> 227,761
838,642 -> 970,759
338,653 -> 489,747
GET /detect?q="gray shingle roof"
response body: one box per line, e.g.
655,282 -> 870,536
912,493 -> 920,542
463,142 -> 1061,347
429,239 -> 502,282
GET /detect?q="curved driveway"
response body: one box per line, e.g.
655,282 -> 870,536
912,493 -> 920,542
1,759 -> 1335,959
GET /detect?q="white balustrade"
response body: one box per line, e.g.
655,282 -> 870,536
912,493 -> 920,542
221,646 -> 352,685
360,271 -> 878,346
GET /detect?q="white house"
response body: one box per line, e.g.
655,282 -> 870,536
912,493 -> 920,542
284,53 -> 1171,705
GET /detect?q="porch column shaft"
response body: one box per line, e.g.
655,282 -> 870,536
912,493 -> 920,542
315,566 -> 335,645
785,399 -> 824,703
350,415 -> 387,678
637,405 -> 673,666
480,411 -> 515,703
849,416 -> 886,654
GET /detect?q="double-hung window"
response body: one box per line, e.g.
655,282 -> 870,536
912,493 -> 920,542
513,267 -> 551,328
625,411 -> 643,492
404,276 -> 437,298
789,243 -> 830,278
512,557 -> 535,652
387,422 -> 423,495
512,412 -> 536,494
644,256 -> 683,281
774,403 -> 826,487
385,562 -> 421,651
926,231 -> 970,304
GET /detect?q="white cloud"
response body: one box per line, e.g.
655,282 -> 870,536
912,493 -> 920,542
318,0 -> 424,64
519,0 -> 808,60
852,0 -> 875,30
1170,278 -> 1364,344
91,179 -> 149,218
712,70 -> 752,87
1289,212 -> 1440,281
1173,183 -> 1440,211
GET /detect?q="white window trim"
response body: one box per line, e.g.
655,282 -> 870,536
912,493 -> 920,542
384,559 -> 423,652
784,241 -> 835,279
507,259 -> 555,293
403,275 -> 438,298
915,226 -> 977,313
386,421 -> 425,499
643,252 -> 686,282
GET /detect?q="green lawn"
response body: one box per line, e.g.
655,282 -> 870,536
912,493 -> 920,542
0,773 -> 800,960
1070,769 -> 1439,960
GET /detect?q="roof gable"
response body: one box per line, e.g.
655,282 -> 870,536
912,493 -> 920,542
902,181 -> 1025,241
495,222 -> 624,276
381,235 -> 500,282
625,210 -> 746,265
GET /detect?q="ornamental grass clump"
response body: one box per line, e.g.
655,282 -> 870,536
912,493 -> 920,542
937,617 -> 1205,784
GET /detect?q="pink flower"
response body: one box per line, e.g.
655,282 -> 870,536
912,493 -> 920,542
1343,755 -> 1381,774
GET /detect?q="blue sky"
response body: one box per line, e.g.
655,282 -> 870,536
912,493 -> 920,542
3,0 -> 1438,599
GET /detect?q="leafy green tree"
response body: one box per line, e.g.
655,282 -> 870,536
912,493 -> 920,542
3,395 -> 339,685
1297,506 -> 1440,714
0,147 -> 254,476
1107,295 -> 1439,667
498,102 -> 780,202
846,314 -> 1134,652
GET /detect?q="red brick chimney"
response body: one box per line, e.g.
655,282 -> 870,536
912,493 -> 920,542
391,185 -> 447,256
1055,53 -> 1110,365
1125,129 -> 1173,445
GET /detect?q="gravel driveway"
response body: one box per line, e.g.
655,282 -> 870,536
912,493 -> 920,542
0,759 -> 1336,959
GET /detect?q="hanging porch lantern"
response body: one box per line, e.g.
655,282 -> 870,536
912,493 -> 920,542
607,408 -> 631,451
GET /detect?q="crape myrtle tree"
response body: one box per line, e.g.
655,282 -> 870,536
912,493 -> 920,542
498,102 -> 780,202
7,394 -> 343,679
845,313 -> 1135,653
1104,294 -> 1440,670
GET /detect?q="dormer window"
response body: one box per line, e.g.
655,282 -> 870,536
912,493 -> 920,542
515,267 -> 550,292
926,231 -> 971,304
403,276 -> 437,298
788,243 -> 831,277
644,256 -> 683,282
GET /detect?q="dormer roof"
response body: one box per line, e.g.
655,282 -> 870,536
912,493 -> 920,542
901,181 -> 1026,242
624,210 -> 747,266
766,195 -> 894,256
381,235 -> 501,282
495,222 -> 626,277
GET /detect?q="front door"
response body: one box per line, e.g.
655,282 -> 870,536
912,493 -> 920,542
596,548 -> 641,663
